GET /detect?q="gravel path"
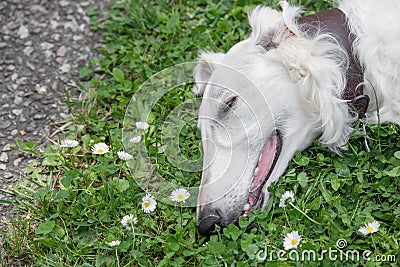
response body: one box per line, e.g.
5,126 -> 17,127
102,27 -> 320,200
0,0 -> 110,250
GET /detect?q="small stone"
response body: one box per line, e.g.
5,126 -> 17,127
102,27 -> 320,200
30,5 -> 47,13
59,63 -> 71,73
23,46 -> 34,56
57,46 -> 67,57
3,172 -> 13,179
60,0 -> 70,7
35,84 -> 48,95
2,144 -> 11,151
12,109 -> 23,116
0,121 -> 11,129
80,1 -> 90,7
64,21 -> 78,32
19,115 -> 26,122
14,96 -> 23,105
59,113 -> 71,119
10,129 -> 18,136
7,65 -> 15,71
51,33 -> 61,41
40,42 -> 54,50
11,73 -> 18,81
0,152 -> 8,163
6,21 -> 19,30
13,157 -> 23,167
0,164 -> 6,170
17,25 -> 29,39
33,114 -> 46,120
17,77 -> 28,85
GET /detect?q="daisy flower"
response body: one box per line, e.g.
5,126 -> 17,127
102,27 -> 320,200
91,142 -> 109,155
170,188 -> 190,203
121,214 -> 138,230
358,221 -> 380,236
60,139 -> 79,148
283,231 -> 301,250
129,135 -> 142,143
136,121 -> 149,130
142,194 -> 157,213
108,240 -> 121,247
117,151 -> 133,160
279,191 -> 295,208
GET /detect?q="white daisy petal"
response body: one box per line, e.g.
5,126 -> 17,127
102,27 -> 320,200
283,231 -> 301,250
141,194 -> 157,213
279,191 -> 295,208
129,136 -> 142,143
117,151 -> 133,160
60,139 -> 79,148
109,240 -> 121,247
136,121 -> 149,130
358,221 -> 380,236
121,214 -> 138,230
91,142 -> 109,155
170,188 -> 190,203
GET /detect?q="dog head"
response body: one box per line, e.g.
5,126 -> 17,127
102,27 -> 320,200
194,2 -> 354,235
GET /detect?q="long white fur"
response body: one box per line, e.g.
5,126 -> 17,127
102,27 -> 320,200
194,0 -> 400,226
339,0 -> 400,125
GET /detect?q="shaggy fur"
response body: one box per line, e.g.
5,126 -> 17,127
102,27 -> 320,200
194,0 -> 400,234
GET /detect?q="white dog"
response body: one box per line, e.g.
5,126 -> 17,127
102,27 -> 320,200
193,0 -> 400,235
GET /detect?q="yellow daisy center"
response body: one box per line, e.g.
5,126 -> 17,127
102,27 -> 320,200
97,149 -> 104,153
144,201 -> 150,207
177,194 -> 184,199
366,226 -> 374,232
291,239 -> 298,245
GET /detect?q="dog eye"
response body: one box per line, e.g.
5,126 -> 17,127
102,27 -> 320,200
225,96 -> 238,108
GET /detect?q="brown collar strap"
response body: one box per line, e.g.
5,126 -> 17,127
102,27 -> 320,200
298,8 -> 369,119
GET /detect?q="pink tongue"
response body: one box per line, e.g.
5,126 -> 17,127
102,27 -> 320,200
248,133 -> 278,206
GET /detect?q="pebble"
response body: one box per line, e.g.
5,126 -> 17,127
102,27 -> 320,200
40,42 -> 54,50
0,153 -> 8,163
12,109 -> 23,116
17,25 -> 29,39
57,46 -> 67,57
0,121 -> 11,129
59,63 -> 71,73
23,46 -> 34,56
2,144 -> 11,151
6,21 -> 19,30
13,158 -> 23,167
0,164 -> 6,171
10,129 -> 18,136
35,84 -> 48,95
33,114 -> 46,120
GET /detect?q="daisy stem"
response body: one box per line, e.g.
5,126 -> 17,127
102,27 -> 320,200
180,206 -> 183,226
289,202 -> 322,225
131,222 -> 136,247
284,211 -> 291,227
115,248 -> 120,267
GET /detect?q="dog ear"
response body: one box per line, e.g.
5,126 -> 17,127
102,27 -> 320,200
193,52 -> 226,96
249,3 -> 302,52
277,36 -> 353,148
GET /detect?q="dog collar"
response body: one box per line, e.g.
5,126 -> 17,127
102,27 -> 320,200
298,8 -> 369,119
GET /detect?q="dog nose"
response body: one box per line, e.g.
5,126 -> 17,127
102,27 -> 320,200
197,209 -> 221,236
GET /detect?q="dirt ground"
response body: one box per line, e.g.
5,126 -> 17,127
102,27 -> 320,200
0,0 -> 110,251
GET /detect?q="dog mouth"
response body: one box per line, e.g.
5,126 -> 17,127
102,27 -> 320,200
244,130 -> 282,213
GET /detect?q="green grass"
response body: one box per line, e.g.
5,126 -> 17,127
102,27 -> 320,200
2,0 -> 400,266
